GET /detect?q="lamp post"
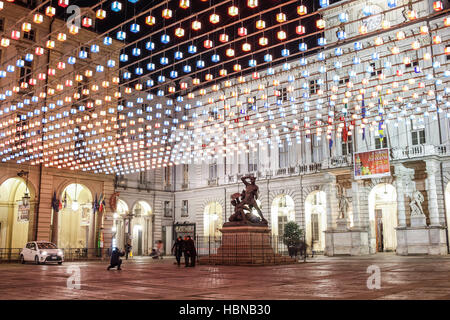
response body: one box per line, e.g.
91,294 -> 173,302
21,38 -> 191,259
17,170 -> 30,207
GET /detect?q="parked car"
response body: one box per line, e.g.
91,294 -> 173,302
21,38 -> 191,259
20,241 -> 64,265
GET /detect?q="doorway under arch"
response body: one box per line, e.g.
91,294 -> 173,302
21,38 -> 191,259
270,195 -> 295,237
130,201 -> 152,256
58,183 -> 93,249
368,183 -> 397,252
444,183 -> 450,249
0,177 -> 35,249
112,199 -> 129,250
305,191 -> 327,252
204,202 -> 223,238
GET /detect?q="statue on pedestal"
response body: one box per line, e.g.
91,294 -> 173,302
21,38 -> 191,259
409,190 -> 425,217
337,184 -> 350,220
226,176 -> 268,226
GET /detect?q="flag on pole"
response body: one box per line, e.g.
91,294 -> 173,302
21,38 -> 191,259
361,94 -> 366,140
51,191 -> 60,213
378,98 -> 384,143
98,193 -> 105,213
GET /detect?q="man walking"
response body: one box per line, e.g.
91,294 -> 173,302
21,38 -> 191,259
172,236 -> 184,267
184,235 -> 197,267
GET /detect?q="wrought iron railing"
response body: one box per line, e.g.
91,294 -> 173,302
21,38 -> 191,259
194,235 -> 307,265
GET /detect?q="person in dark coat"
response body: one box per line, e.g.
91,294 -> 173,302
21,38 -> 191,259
184,235 -> 197,267
107,248 -> 125,270
125,242 -> 132,260
172,236 -> 184,266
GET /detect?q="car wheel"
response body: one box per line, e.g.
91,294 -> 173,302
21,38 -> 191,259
58,262 -> 62,265
34,256 -> 40,265
20,255 -> 25,264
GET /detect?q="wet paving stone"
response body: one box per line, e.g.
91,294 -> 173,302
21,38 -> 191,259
1,253 -> 450,299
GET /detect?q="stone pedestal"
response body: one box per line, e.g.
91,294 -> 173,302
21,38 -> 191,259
336,218 -> 349,231
199,225 -> 295,265
396,226 -> 447,255
324,228 -> 369,256
410,215 -> 427,227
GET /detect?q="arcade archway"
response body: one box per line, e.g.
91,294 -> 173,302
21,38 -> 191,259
305,191 -> 327,252
112,199 -> 129,250
204,202 -> 223,238
368,183 -> 397,252
58,183 -> 93,249
270,195 -> 295,237
0,177 -> 35,249
130,201 -> 152,256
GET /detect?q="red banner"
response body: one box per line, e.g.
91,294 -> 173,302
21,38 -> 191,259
353,149 -> 390,180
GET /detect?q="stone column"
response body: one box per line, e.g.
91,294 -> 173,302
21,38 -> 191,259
51,209 -> 58,244
351,181 -> 361,229
425,159 -> 441,226
394,164 -> 414,227
323,173 -> 338,229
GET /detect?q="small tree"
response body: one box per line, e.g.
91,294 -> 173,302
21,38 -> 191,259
282,221 -> 304,247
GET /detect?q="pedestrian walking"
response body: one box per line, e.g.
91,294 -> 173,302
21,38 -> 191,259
107,248 -> 125,270
184,235 -> 197,267
125,241 -> 132,260
172,236 -> 184,266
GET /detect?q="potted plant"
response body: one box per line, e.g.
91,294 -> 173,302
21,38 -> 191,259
282,221 -> 304,258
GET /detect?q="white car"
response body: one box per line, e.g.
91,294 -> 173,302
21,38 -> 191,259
20,241 -> 64,265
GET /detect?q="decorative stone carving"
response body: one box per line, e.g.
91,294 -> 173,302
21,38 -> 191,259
409,190 -> 426,227
394,164 -> 415,227
425,159 -> 441,226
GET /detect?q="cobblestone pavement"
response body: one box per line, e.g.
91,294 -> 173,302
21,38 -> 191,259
1,253 -> 450,300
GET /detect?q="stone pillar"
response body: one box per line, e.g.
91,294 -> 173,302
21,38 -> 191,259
425,159 -> 441,226
351,181 -> 361,229
323,173 -> 338,230
51,209 -> 58,244
394,164 -> 414,227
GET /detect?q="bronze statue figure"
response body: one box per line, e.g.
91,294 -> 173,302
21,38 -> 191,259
227,175 -> 268,226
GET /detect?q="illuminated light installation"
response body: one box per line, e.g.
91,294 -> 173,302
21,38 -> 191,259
0,0 -> 447,176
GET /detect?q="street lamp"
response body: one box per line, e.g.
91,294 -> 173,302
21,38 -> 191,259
17,170 -> 30,207
71,183 -> 79,211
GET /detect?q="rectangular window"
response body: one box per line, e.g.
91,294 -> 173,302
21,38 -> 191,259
342,135 -> 353,156
164,201 -> 172,217
309,80 -> 319,94
182,164 -> 189,186
164,167 -> 171,186
0,18 -> 4,32
247,145 -> 259,172
312,134 -> 323,162
181,200 -> 188,217
139,171 -> 146,184
23,29 -> 35,41
80,46 -> 91,59
375,137 -> 388,149
281,87 -> 288,102
19,59 -> 33,85
279,139 -> 289,168
247,96 -> 257,112
278,215 -> 288,237
405,60 -> 419,68
411,130 -> 425,145
311,213 -> 319,242
370,62 -> 382,77
338,77 -> 350,85
209,161 -> 217,180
